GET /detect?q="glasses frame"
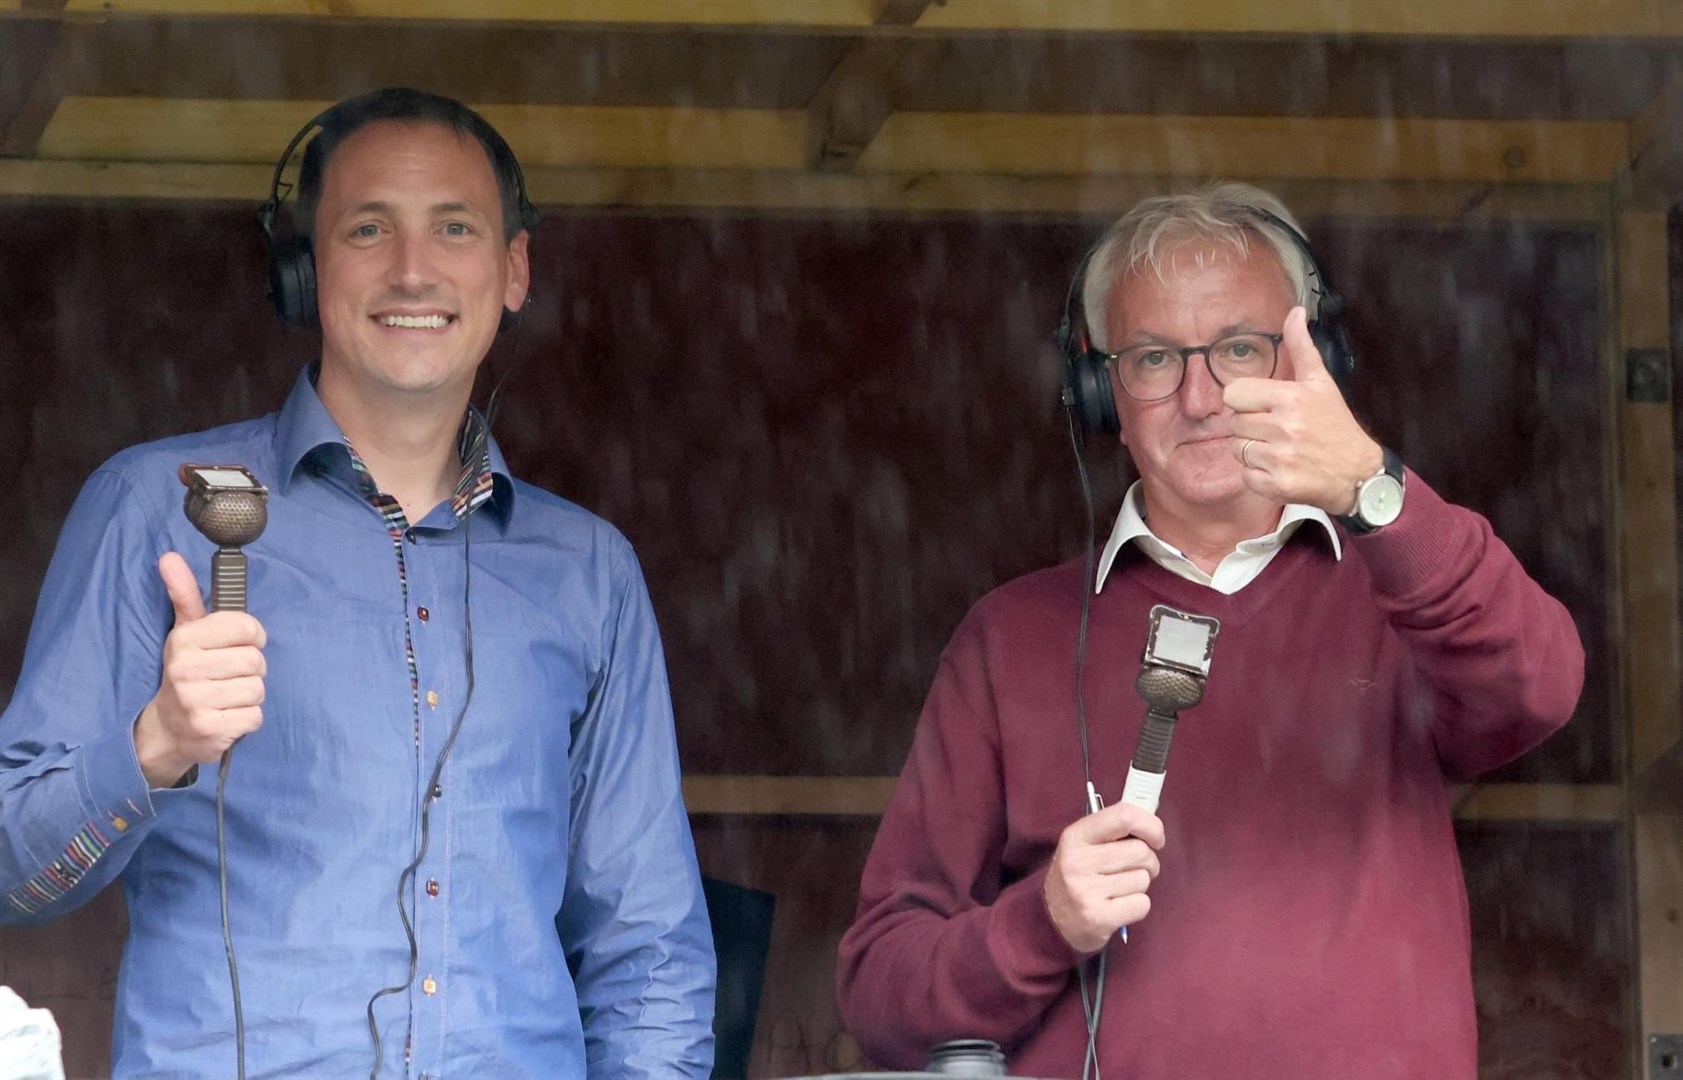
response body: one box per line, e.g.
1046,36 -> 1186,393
1087,332 -> 1285,402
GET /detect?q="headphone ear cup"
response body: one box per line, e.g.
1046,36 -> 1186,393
268,232 -> 317,329
1306,304 -> 1355,392
1062,348 -> 1120,437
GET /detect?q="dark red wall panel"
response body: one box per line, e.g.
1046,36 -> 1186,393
0,201 -> 1622,1077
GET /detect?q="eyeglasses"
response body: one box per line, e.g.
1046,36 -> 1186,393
1091,332 -> 1284,402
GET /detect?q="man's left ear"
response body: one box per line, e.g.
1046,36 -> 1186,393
504,229 -> 532,314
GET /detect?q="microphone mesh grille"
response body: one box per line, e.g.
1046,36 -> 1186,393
1136,665 -> 1205,711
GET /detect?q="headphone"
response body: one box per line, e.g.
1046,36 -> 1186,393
256,99 -> 540,329
1057,206 -> 1355,436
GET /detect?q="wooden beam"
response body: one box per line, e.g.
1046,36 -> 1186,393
1617,208 -> 1681,779
803,0 -> 930,170
2,16 -> 1670,126
34,98 -> 1634,186
20,0 -> 1683,37
0,24 -> 69,157
1450,783 -> 1625,824
479,104 -> 810,171
1631,74 -> 1683,207
856,112 -> 1630,184
24,20 -> 842,111
1636,741 -> 1682,814
1636,814 -> 1683,1069
683,775 -> 898,816
36,97 -> 814,170
677,777 -> 1622,819
0,159 -> 1612,222
805,38 -> 928,171
871,0 -> 929,26
920,0 -> 1683,38
1612,190 -> 1683,1076
55,0 -> 884,24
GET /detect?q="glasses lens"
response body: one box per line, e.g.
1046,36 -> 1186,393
1209,334 -> 1278,382
1115,347 -> 1184,401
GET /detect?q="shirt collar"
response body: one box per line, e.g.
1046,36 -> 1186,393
1094,480 -> 1341,593
273,363 -> 514,520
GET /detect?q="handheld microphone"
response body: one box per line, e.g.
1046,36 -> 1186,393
1121,605 -> 1220,815
1114,604 -> 1218,950
178,463 -> 268,1080
180,465 -> 268,613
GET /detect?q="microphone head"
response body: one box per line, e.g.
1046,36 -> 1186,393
179,464 -> 269,547
184,489 -> 267,547
1136,664 -> 1205,711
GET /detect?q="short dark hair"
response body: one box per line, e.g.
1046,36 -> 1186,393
296,87 -> 535,244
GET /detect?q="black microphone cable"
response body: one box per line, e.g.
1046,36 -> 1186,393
364,312 -> 526,1080
1062,405 -> 1108,1080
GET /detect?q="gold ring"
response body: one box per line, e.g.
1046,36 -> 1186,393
1240,438 -> 1257,469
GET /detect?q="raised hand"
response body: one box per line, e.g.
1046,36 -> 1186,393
132,552 -> 267,789
1223,305 -> 1381,515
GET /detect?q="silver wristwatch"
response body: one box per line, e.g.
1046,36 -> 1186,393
1336,447 -> 1405,535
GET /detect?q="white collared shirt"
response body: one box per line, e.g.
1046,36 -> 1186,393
1095,481 -> 1343,596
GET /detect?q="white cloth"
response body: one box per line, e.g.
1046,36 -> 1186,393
0,987 -> 64,1080
1096,481 -> 1342,596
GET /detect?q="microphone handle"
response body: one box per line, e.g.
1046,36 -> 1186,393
210,547 -> 248,614
1121,708 -> 1176,814
207,546 -> 247,765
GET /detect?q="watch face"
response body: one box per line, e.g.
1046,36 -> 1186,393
1359,475 -> 1405,527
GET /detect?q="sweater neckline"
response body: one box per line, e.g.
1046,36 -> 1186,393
1101,529 -> 1337,629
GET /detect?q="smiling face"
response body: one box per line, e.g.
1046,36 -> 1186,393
312,119 -> 529,406
1102,237 -> 1294,522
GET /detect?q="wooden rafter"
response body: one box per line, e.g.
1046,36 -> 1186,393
678,777 -> 1626,821
0,158 -> 1610,222
0,8 -> 69,157
31,97 -> 1634,186
806,37 -> 930,171
1630,73 -> 1683,205
4,0 -> 1679,39
803,0 -> 932,171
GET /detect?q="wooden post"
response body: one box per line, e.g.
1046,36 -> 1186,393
1614,181 -> 1683,1076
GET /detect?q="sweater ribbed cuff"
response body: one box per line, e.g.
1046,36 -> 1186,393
1346,469 -> 1468,600
987,868 -> 1088,988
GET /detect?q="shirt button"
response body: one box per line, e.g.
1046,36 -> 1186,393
426,878 -> 439,897
422,976 -> 437,995
405,529 -> 418,544
432,783 -> 443,800
417,606 -> 429,622
426,690 -> 439,708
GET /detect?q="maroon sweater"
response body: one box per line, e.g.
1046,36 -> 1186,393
837,474 -> 1583,1078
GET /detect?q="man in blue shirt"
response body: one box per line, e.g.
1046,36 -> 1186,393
0,88 -> 716,1077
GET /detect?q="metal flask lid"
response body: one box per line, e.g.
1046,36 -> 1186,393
925,1039 -> 1007,1077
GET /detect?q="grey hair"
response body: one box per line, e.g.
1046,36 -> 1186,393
1081,182 -> 1319,351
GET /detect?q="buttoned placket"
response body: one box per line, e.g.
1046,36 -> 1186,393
343,468 -> 467,1080
401,515 -> 464,1078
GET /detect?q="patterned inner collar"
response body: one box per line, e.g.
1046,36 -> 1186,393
341,408 -> 494,525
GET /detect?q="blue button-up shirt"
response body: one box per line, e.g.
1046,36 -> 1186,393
0,368 -> 716,1078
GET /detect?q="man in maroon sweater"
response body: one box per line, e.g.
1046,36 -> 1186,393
836,183 -> 1584,1078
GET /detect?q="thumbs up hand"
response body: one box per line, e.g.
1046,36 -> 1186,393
133,552 -> 268,789
1221,306 -> 1382,515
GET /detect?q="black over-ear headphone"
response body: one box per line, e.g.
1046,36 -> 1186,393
256,100 -> 540,330
1057,206 -> 1354,436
